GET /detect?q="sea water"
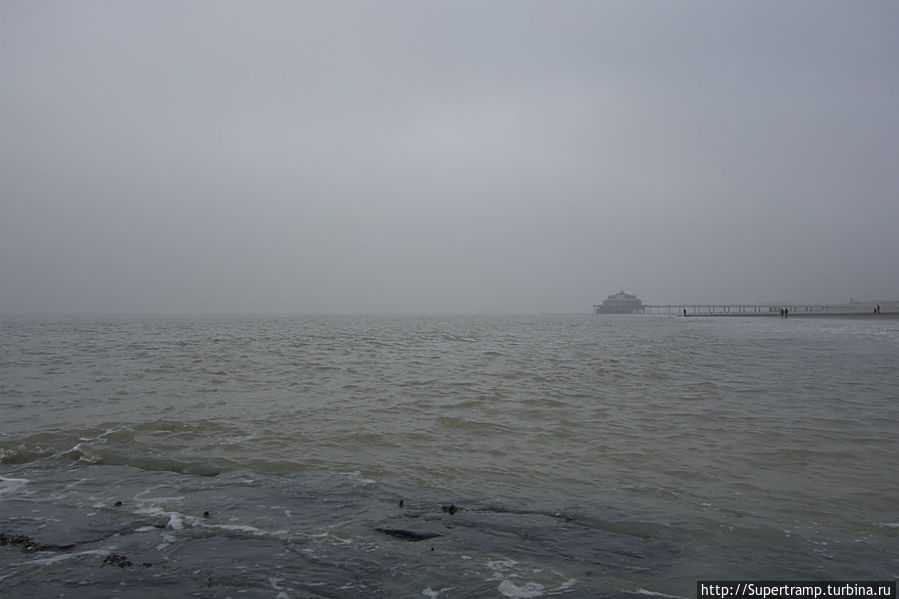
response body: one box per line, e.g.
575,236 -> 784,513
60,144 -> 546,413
1,314 -> 896,598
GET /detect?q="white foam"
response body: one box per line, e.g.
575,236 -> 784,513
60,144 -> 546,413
634,589 -> 690,598
0,476 -> 29,496
134,484 -> 185,504
12,549 -> 109,567
498,580 -> 545,599
66,442 -> 102,464
138,495 -> 186,504
339,471 -> 377,485
79,428 -> 116,443
207,523 -> 274,535
134,526 -> 158,533
167,513 -> 184,530
222,433 -> 256,445
135,508 -> 283,539
136,504 -> 193,530
423,587 -> 454,598
487,559 -> 577,599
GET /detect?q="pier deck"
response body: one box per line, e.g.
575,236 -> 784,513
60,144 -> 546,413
642,302 -> 896,317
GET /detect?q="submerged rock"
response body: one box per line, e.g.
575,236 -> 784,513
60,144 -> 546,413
100,553 -> 152,568
375,527 -> 441,541
102,553 -> 134,568
0,533 -> 49,552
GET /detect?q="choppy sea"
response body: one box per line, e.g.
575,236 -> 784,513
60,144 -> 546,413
1,314 -> 897,598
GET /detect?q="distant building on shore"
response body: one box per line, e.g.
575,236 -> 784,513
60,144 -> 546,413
594,290 -> 644,314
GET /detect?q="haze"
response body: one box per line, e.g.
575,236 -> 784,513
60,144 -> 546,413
2,1 -> 897,314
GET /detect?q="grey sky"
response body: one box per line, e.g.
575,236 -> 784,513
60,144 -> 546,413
2,0 -> 897,313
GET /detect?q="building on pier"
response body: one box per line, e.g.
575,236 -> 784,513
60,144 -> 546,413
594,290 -> 644,314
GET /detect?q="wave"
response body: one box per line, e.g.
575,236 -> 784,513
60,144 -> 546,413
62,444 -> 223,476
0,423 -> 231,476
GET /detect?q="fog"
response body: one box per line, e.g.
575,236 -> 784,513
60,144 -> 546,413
2,1 -> 898,314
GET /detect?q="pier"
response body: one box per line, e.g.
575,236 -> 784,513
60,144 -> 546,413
594,291 -> 896,317
641,302 -> 896,317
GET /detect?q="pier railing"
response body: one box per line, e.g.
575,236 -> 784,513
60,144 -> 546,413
641,304 -> 880,316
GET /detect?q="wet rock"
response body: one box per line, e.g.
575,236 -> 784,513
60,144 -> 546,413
375,527 -> 441,541
1,533 -> 23,546
102,553 -> 134,568
0,533 -> 49,552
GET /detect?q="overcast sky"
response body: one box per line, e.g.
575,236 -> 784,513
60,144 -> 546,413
2,1 -> 897,314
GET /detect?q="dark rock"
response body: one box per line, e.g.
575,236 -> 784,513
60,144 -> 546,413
375,527 -> 441,541
1,533 -> 48,552
102,553 -> 133,568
